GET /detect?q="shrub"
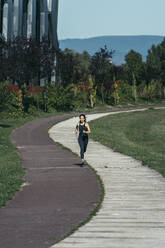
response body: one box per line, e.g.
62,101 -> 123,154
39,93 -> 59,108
118,80 -> 133,102
42,83 -> 75,112
73,91 -> 90,111
106,80 -> 133,105
138,80 -> 160,101
27,105 -> 38,115
0,82 -> 24,118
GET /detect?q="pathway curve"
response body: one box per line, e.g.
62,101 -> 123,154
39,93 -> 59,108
49,108 -> 165,248
0,114 -> 100,248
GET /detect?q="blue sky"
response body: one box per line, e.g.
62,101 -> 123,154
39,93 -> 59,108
58,0 -> 165,39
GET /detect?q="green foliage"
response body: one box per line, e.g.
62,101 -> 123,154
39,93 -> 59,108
125,50 -> 146,86
0,36 -> 56,86
90,45 -> 115,103
27,105 -> 39,115
89,109 -> 165,177
113,82 -> 120,105
118,80 -> 133,102
106,81 -> 133,105
0,82 -> 23,118
144,80 -> 157,100
147,38 -> 165,85
0,82 -> 11,111
72,91 -> 89,111
88,75 -> 97,108
0,119 -> 26,207
137,80 -> 163,101
42,83 -> 75,112
57,49 -> 91,87
23,94 -> 35,112
2,38 -> 165,117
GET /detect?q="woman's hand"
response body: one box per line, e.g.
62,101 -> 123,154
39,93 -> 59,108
84,123 -> 91,134
75,123 -> 79,135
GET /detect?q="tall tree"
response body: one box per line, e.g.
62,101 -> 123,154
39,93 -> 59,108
90,45 -> 115,103
57,49 -> 91,87
147,39 -> 165,85
0,38 -> 8,82
125,50 -> 146,101
0,36 -> 56,87
57,48 -> 77,87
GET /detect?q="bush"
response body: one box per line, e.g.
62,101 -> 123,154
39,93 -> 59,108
27,105 -> 38,115
106,92 -> 115,105
118,80 -> 133,102
72,91 -> 90,111
137,80 -> 162,101
0,82 -> 24,118
22,85 -> 43,112
42,83 -> 75,112
106,81 -> 133,105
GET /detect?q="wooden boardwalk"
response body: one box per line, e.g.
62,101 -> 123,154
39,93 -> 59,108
49,109 -> 165,248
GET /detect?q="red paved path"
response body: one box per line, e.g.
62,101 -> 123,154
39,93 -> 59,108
0,114 -> 100,248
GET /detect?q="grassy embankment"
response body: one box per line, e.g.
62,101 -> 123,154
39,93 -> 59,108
1,104 -> 165,208
89,108 -> 165,177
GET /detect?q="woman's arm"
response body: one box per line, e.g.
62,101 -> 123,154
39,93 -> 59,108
83,123 -> 91,134
75,122 -> 79,134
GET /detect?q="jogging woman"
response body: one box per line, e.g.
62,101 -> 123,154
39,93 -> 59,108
75,114 -> 91,166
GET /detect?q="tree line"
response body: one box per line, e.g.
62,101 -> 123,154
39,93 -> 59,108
0,36 -> 165,117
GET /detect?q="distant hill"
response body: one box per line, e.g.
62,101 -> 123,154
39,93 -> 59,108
59,35 -> 164,65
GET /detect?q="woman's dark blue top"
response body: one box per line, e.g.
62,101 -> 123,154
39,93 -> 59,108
79,122 -> 88,137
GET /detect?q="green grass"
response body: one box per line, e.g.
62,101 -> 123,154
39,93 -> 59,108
1,104 -> 165,208
89,108 -> 165,177
0,119 -> 26,207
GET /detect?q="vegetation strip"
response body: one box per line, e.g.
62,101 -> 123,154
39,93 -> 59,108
89,108 -> 165,177
1,106 -> 165,208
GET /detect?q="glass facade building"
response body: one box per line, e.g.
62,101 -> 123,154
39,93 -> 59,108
0,0 -> 59,48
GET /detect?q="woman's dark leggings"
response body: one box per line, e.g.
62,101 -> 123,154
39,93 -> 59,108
78,135 -> 88,159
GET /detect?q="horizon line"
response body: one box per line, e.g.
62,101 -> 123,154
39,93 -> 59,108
59,34 -> 165,40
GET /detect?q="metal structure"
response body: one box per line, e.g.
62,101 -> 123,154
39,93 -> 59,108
0,0 -> 59,48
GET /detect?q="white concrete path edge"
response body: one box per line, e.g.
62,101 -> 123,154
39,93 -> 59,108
48,108 -> 165,248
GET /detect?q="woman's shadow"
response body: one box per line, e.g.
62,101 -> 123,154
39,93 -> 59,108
74,162 -> 85,167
